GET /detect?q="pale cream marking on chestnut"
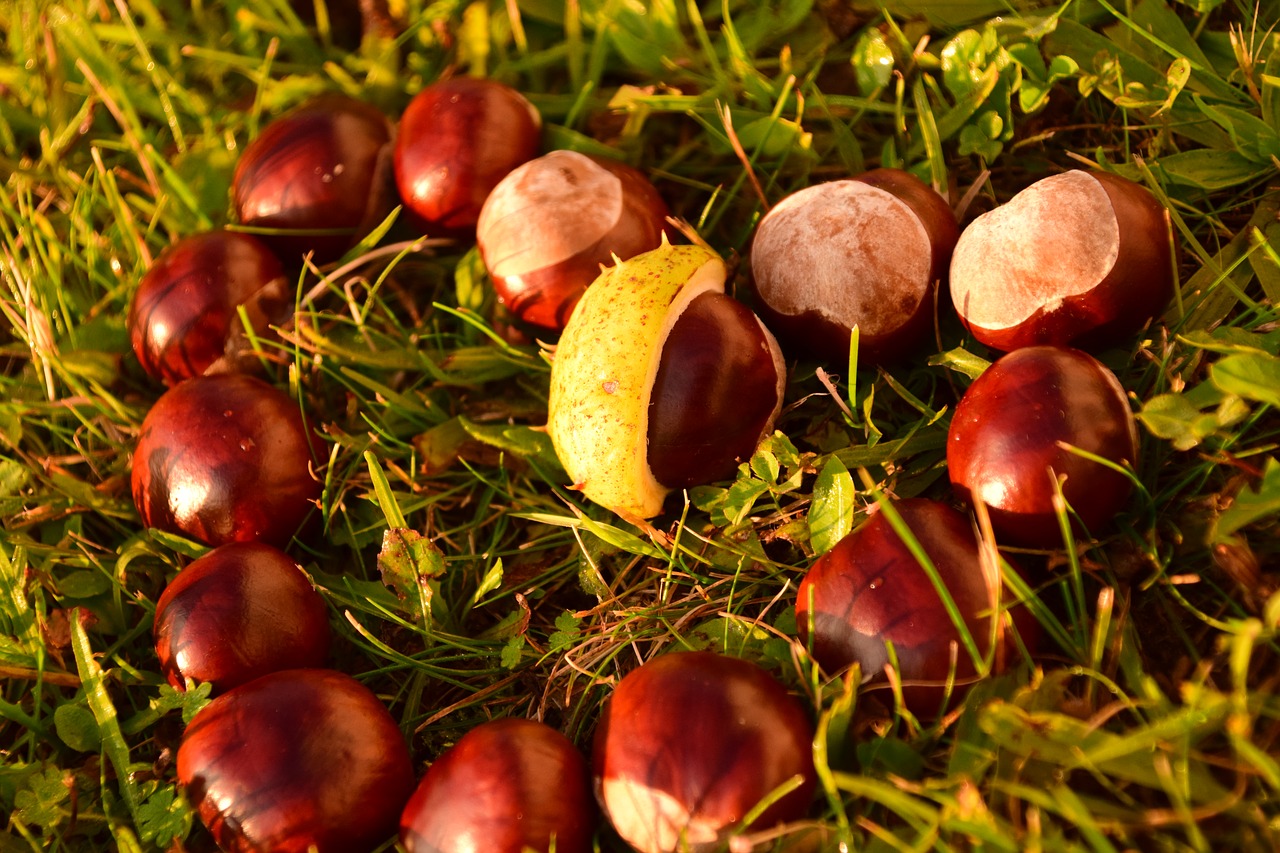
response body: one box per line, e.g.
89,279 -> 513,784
949,171 -> 1120,331
478,150 -> 623,278
601,776 -> 721,853
752,181 -> 931,335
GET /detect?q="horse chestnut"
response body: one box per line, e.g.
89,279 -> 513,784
131,373 -> 322,547
546,242 -> 785,519
797,498 -> 1031,716
399,718 -> 595,853
128,230 -> 290,386
233,94 -> 394,263
177,668 -> 414,853
749,168 -> 960,364
394,77 -> 541,233
593,650 -> 816,853
153,541 -> 330,694
947,345 -> 1140,547
949,170 -> 1174,351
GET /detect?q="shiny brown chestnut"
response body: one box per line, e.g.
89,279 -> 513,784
399,718 -> 595,853
797,498 -> 1033,717
476,150 -> 669,331
128,230 -> 290,386
947,345 -> 1140,548
153,542 -> 330,694
233,94 -> 394,263
394,77 -> 541,233
593,650 -> 816,853
949,170 -> 1174,351
749,168 -> 960,364
177,669 -> 415,853
131,373 -> 322,547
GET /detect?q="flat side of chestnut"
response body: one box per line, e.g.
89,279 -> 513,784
177,669 -> 414,853
947,346 -> 1140,547
153,541 -> 331,693
399,718 -> 595,853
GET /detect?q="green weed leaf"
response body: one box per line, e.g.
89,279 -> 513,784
809,455 -> 855,556
1214,458 -> 1280,541
1210,352 -> 1280,408
53,703 -> 100,753
852,29 -> 895,94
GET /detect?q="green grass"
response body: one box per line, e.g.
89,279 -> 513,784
2,0 -> 1280,850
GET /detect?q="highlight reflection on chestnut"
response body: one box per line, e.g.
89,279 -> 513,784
131,373 -> 321,547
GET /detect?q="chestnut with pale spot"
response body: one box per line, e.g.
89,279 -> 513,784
131,374 -> 322,547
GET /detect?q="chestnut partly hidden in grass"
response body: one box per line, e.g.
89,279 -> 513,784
399,718 -> 596,853
131,373 -> 322,548
128,229 -> 290,386
177,668 -> 414,853
153,541 -> 330,694
233,93 -> 394,264
593,650 -> 816,853
949,169 -> 1175,352
947,345 -> 1140,548
797,498 -> 1036,717
546,241 -> 786,519
748,168 -> 960,364
394,77 -> 541,233
476,149 -> 669,332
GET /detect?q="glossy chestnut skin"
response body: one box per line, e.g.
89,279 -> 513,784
233,94 -> 394,263
947,345 -> 1140,548
177,669 -> 414,853
399,718 -> 595,853
749,168 -> 960,364
477,150 -> 669,331
593,650 -> 816,853
153,542 -> 330,694
648,291 -> 785,489
797,498 -> 1033,717
129,230 -> 290,386
131,373 -> 322,547
949,170 -> 1174,352
394,77 -> 541,233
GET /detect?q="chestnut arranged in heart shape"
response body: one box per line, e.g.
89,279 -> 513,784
748,168 -> 960,364
947,345 -> 1140,548
592,650 -> 816,853
177,668 -> 414,853
131,373 -> 321,547
153,541 -> 331,694
128,229 -> 290,386
399,717 -> 595,853
797,498 -> 1032,717
949,169 -> 1174,351
233,93 -> 394,263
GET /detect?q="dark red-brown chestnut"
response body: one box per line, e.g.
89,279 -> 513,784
797,498 -> 1034,717
128,230 -> 290,386
153,542 -> 330,694
947,345 -> 1140,548
748,168 -> 959,364
399,718 -> 595,853
131,373 -> 321,547
593,650 -> 816,853
233,94 -> 394,264
476,150 -> 669,331
177,668 -> 414,853
949,170 -> 1174,351
394,77 -> 541,233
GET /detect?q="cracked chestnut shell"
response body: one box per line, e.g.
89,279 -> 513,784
394,77 -> 541,233
749,168 -> 959,364
233,94 -> 394,263
949,170 -> 1174,351
177,668 -> 414,853
131,373 -> 321,547
797,498 -> 1033,717
593,650 -> 816,853
153,541 -> 330,694
947,345 -> 1140,547
399,718 -> 595,853
128,230 -> 290,386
